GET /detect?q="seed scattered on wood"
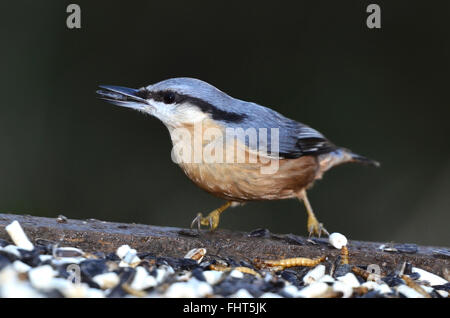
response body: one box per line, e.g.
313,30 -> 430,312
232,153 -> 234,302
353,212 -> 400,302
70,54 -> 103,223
432,249 -> 450,258
184,248 -> 206,263
394,244 -> 418,254
5,221 -> 34,251
0,218 -> 447,299
56,215 -> 68,224
329,233 -> 348,249
248,228 -> 270,238
303,265 -> 326,285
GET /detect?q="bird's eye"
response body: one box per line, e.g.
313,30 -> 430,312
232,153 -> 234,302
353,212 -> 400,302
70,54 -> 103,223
162,91 -> 176,104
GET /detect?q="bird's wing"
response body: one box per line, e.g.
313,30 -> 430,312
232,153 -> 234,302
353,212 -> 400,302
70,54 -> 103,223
276,123 -> 337,159
228,104 -> 336,159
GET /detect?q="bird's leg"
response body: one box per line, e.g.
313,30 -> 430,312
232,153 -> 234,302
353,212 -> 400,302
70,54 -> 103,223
191,201 -> 232,232
298,190 -> 329,238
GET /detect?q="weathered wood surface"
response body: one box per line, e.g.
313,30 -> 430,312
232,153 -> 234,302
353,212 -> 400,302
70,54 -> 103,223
0,213 -> 448,277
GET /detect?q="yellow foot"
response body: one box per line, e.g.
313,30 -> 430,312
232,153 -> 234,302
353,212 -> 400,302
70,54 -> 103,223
190,202 -> 232,232
307,215 -> 329,238
191,210 -> 221,232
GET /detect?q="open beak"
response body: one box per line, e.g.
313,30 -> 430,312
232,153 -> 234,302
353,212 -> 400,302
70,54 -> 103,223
96,85 -> 149,110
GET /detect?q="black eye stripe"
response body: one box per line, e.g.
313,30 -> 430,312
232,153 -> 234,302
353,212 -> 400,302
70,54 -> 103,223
136,89 -> 179,104
135,89 -> 152,100
135,89 -> 246,123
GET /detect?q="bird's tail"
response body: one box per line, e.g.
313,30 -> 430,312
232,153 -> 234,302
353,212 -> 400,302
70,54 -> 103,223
317,148 -> 379,177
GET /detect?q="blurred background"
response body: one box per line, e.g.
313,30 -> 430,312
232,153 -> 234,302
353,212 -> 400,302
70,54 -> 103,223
0,1 -> 448,246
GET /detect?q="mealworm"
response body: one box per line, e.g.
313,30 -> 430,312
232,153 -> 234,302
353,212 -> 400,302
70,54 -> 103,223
254,256 -> 326,270
209,264 -> 230,272
352,266 -> 382,282
233,266 -> 261,278
401,275 -> 431,298
209,263 -> 261,277
121,283 -> 147,297
340,246 -> 349,265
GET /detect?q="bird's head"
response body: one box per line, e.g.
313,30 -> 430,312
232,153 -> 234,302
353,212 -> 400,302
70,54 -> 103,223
97,77 -> 247,130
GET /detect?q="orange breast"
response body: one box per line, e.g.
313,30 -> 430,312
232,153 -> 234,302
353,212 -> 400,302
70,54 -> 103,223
172,120 -> 320,201
179,156 -> 319,201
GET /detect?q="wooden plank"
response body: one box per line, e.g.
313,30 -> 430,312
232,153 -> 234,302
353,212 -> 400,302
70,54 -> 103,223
0,213 -> 448,277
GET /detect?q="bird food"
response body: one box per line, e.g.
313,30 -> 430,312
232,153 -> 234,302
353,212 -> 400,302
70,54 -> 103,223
0,220 -> 448,298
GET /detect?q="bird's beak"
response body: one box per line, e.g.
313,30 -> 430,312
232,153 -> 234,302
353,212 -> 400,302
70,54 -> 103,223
96,85 -> 149,110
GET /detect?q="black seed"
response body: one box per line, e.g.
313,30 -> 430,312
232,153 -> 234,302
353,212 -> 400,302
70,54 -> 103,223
177,230 -> 199,237
361,290 -> 385,298
223,257 -> 240,267
91,251 -> 106,259
149,267 -> 158,278
310,237 -> 329,245
278,290 -> 294,298
403,262 -> 413,275
117,267 -> 136,284
432,249 -> 450,258
56,215 -> 68,223
282,234 -> 305,245
394,244 -> 418,254
107,285 -> 128,298
138,252 -> 156,259
0,239 -> 11,247
429,290 -> 443,298
0,250 -> 19,262
261,279 -> 285,293
433,283 -> 450,292
42,289 -> 65,298
178,258 -> 200,271
280,270 -> 302,287
333,264 -> 353,278
18,248 -> 42,267
199,261 -> 212,269
191,268 -> 206,282
382,274 -> 404,287
239,260 -> 255,269
0,254 -> 11,270
34,239 -> 55,254
155,257 -> 199,271
408,272 -> 420,280
80,259 -> 108,277
105,253 -> 120,261
248,228 -> 270,238
155,257 -> 170,267
54,248 -> 83,258
214,278 -> 263,297
55,265 -> 71,280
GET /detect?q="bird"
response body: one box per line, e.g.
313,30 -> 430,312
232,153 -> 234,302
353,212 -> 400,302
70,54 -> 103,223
97,77 -> 379,237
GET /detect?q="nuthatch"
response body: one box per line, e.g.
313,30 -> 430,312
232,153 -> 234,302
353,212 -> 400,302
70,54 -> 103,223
97,78 -> 379,237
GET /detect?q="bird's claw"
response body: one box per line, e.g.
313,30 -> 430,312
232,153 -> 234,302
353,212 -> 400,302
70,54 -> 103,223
307,216 -> 329,238
190,213 -> 203,231
190,210 -> 221,232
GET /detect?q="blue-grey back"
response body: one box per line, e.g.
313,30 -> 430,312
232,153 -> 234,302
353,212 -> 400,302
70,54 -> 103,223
147,77 -> 336,158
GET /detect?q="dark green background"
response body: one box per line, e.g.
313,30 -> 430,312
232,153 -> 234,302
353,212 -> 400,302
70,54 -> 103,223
0,1 -> 449,245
